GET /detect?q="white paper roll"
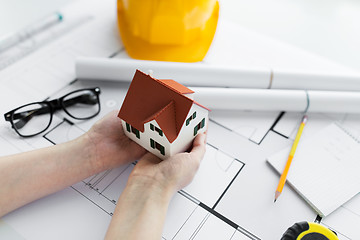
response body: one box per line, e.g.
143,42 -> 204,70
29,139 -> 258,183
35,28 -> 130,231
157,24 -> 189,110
76,57 -> 271,88
272,70 -> 360,91
76,57 -> 360,91
192,87 -> 360,113
308,90 -> 360,113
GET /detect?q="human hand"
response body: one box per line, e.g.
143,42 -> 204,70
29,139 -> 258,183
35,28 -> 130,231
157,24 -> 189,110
128,132 -> 207,195
0,110 -> 147,217
104,132 -> 206,240
83,110 -> 147,171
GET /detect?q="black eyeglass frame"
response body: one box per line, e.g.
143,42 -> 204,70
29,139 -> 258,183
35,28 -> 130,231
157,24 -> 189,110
4,87 -> 101,137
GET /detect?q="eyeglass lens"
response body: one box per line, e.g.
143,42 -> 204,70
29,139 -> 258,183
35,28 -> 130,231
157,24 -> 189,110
62,89 -> 100,119
10,89 -> 100,137
12,103 -> 52,136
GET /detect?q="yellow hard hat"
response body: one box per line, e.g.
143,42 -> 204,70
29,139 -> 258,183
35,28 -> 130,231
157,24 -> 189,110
117,0 -> 219,62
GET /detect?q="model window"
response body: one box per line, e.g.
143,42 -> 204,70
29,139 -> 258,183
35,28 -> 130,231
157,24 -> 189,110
150,138 -> 165,155
193,118 -> 205,136
126,122 -> 131,132
126,122 -> 140,139
150,123 -> 163,136
186,111 -> 196,126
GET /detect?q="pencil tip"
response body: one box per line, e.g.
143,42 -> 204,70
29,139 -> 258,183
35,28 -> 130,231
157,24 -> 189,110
274,191 -> 281,203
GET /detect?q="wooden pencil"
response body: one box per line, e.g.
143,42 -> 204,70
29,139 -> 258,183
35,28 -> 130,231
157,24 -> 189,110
274,115 -> 308,202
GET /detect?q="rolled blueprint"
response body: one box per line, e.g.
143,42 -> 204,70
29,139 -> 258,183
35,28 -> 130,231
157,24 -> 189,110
75,57 -> 360,91
192,87 -> 360,113
76,57 -> 271,88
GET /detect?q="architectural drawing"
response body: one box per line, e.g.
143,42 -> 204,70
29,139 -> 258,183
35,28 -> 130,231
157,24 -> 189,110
210,110 -> 280,144
2,79 -> 358,239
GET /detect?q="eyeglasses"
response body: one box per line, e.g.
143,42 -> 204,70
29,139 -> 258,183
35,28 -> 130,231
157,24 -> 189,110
4,87 -> 101,137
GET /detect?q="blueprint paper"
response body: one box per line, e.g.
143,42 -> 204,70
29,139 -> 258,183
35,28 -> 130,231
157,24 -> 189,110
267,123 -> 360,216
1,0 -> 360,239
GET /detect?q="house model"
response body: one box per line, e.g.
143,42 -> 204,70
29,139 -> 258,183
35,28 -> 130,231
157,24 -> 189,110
118,70 -> 209,159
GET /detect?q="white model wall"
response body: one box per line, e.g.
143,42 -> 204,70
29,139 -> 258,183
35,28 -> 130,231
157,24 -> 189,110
121,120 -> 171,159
170,104 -> 209,156
121,104 -> 208,160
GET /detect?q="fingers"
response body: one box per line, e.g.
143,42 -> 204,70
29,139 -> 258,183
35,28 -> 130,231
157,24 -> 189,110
189,132 -> 207,163
130,132 -> 208,193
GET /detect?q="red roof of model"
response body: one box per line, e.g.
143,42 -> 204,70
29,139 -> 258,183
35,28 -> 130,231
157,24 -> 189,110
159,79 -> 194,94
118,70 -> 204,143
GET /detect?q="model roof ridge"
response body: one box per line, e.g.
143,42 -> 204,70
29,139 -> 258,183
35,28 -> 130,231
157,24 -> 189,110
139,70 -> 211,114
152,75 -> 195,101
144,100 -> 180,142
144,100 -> 171,121
146,71 -> 193,133
148,71 -> 210,111
159,79 -> 195,94
146,76 -> 191,142
146,71 -> 212,118
144,100 -> 177,132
